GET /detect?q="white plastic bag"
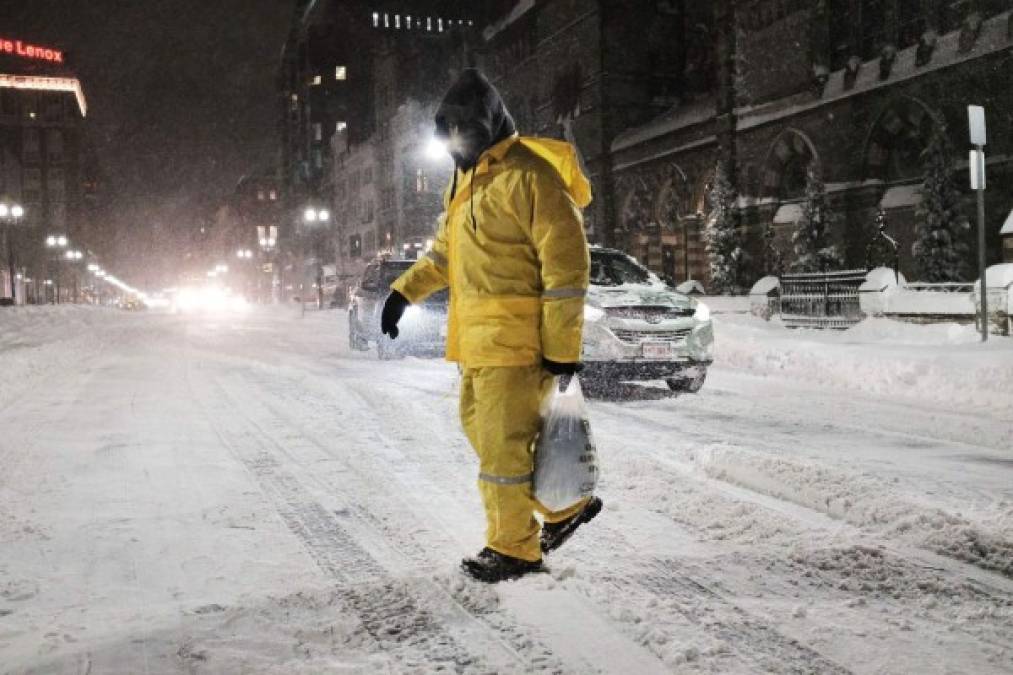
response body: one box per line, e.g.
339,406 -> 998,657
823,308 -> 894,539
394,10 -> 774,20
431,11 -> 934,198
533,377 -> 599,512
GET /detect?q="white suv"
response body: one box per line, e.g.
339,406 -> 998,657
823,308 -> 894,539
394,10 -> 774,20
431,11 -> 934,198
581,247 -> 714,393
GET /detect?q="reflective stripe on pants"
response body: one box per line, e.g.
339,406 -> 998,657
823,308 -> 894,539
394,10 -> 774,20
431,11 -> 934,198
459,365 -> 588,562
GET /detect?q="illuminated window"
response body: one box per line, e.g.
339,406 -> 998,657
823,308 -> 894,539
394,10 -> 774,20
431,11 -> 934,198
335,65 -> 347,80
269,190 -> 277,201
336,121 -> 347,132
311,75 -> 322,86
372,12 -> 379,28
258,190 -> 265,201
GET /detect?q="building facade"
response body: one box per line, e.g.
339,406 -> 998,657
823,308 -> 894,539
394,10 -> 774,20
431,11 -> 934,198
480,0 -> 1013,285
0,34 -> 96,303
278,1 -> 518,299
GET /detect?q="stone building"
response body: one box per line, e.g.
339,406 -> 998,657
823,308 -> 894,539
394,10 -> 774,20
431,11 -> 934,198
478,0 -> 711,252
0,34 -> 96,302
480,0 -> 1013,285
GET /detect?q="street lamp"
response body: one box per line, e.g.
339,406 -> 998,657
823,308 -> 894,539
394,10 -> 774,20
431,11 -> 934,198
425,136 -> 448,161
44,233 -> 69,304
1,201 -> 25,303
302,206 -> 332,308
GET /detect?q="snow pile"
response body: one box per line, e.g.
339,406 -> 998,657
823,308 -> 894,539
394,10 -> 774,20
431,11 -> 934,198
695,445 -> 1013,578
714,314 -> 1013,417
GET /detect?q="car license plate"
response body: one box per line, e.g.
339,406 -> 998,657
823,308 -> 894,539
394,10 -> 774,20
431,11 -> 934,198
642,342 -> 671,359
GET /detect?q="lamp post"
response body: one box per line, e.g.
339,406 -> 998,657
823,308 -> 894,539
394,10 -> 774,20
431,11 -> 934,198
64,249 -> 84,302
1,202 -> 25,303
236,248 -> 254,300
258,225 -> 278,303
303,207 -> 331,308
45,234 -> 68,303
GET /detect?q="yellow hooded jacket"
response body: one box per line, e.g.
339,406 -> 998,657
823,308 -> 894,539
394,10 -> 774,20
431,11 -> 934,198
391,134 -> 591,367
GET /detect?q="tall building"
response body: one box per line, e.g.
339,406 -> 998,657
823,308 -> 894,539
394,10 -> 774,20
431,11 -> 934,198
0,33 -> 94,302
278,0 -> 509,297
481,0 -> 1013,283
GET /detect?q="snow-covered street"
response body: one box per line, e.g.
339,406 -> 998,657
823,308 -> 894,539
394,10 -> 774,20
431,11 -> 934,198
2,306 -> 1012,674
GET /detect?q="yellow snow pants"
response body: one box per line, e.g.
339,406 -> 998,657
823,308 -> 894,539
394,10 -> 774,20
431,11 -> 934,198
459,365 -> 589,562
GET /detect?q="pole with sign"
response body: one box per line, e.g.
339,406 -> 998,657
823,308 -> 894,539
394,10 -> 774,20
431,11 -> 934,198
968,105 -> 987,341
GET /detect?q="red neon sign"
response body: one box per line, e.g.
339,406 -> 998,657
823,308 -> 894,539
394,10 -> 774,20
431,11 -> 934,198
0,38 -> 64,64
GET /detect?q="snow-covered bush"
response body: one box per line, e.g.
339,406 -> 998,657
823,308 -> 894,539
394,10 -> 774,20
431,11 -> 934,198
790,165 -> 844,272
913,124 -> 970,282
704,160 -> 747,294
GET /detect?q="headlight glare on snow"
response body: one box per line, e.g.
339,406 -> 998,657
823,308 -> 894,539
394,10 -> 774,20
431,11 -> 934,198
693,301 -> 711,322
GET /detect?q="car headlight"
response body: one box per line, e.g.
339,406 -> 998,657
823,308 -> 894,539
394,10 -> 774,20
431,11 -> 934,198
693,301 -> 711,322
584,304 -> 605,322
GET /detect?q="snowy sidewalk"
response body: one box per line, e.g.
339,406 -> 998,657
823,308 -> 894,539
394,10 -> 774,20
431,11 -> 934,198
714,314 -> 1013,418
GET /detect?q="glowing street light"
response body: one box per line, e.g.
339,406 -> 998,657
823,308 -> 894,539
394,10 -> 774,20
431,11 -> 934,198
236,249 -> 254,259
425,136 -> 448,161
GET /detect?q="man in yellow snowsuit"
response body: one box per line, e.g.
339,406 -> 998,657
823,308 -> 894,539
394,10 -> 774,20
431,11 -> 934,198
381,69 -> 602,582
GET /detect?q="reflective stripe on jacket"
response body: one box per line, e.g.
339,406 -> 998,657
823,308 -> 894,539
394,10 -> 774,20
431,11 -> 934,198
391,134 -> 591,367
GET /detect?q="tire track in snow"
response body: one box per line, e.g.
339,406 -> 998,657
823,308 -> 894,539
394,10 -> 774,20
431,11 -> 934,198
250,363 -> 861,673
217,364 -> 676,674
188,362 -> 572,674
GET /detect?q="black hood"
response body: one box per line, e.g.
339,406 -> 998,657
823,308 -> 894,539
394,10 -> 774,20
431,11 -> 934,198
434,69 -> 516,171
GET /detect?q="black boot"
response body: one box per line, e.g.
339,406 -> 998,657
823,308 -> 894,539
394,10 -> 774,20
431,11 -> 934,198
460,548 -> 544,583
541,496 -> 603,554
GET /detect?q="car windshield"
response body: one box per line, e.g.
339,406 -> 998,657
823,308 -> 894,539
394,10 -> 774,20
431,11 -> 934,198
381,262 -> 413,287
589,251 -> 652,286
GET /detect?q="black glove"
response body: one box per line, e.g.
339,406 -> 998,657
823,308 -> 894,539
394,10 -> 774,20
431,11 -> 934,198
381,290 -> 410,339
542,358 -> 584,376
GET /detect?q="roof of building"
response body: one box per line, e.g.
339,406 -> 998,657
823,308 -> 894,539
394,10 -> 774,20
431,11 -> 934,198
611,99 -> 716,154
483,0 -> 535,42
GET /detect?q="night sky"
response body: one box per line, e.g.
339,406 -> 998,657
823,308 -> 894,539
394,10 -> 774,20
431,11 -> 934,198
7,0 -> 294,287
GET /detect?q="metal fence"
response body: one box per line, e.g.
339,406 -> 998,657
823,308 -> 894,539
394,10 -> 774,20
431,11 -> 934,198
779,269 -> 868,329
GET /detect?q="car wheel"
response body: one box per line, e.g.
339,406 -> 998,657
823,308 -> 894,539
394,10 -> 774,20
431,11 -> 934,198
666,369 -> 707,394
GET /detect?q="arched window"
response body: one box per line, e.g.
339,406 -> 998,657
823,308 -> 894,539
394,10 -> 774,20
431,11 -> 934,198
762,129 -> 818,201
863,97 -> 936,182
